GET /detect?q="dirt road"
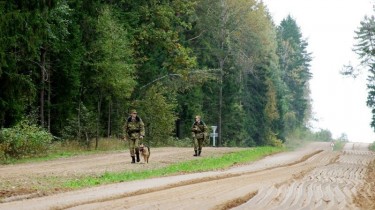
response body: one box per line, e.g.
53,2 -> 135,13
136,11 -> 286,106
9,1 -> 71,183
0,142 -> 374,210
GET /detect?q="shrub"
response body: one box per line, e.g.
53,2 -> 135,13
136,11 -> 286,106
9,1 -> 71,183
370,142 -> 375,151
0,120 -> 53,159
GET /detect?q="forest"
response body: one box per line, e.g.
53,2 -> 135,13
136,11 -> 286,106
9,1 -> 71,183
1,0 -> 346,155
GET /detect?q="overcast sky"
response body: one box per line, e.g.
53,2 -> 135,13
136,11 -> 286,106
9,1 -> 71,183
262,0 -> 375,143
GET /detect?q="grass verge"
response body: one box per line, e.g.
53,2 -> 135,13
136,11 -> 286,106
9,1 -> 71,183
64,146 -> 284,189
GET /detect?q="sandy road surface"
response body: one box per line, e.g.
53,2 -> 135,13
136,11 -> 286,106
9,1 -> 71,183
0,142 -> 374,210
0,147 -> 245,199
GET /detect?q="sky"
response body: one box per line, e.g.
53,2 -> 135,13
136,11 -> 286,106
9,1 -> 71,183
262,0 -> 375,143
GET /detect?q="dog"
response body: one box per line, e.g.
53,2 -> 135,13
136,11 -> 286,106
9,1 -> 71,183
139,143 -> 150,164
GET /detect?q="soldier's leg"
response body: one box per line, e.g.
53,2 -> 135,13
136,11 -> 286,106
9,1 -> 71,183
198,138 -> 203,156
135,138 -> 140,162
128,139 -> 136,163
193,138 -> 198,156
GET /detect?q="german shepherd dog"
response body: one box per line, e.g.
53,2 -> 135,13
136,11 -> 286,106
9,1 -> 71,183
139,143 -> 150,163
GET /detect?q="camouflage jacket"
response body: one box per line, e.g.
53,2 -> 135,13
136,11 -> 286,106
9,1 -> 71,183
191,121 -> 207,139
124,116 -> 145,139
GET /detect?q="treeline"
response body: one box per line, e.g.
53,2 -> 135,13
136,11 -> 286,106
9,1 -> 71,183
0,0 -> 312,148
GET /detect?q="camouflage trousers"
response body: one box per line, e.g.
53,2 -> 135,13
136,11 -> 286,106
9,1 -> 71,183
128,138 -> 141,157
193,137 -> 204,151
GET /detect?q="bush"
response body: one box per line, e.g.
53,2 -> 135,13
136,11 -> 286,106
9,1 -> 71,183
370,142 -> 375,151
0,120 -> 53,159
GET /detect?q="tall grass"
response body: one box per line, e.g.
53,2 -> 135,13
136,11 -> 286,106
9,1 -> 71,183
64,146 -> 283,189
0,138 -> 127,164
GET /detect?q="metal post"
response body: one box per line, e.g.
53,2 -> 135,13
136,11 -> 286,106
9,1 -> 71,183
211,126 -> 218,147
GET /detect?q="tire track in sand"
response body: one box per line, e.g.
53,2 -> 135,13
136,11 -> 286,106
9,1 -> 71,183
232,142 -> 375,210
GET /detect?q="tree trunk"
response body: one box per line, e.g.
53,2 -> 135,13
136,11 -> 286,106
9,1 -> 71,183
96,94 -> 102,150
85,131 -> 89,149
77,100 -> 81,140
107,99 -> 111,137
218,60 -> 223,147
47,67 -> 51,132
40,47 -> 46,127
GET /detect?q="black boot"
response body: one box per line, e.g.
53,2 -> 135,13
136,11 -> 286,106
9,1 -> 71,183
198,150 -> 201,156
135,148 -> 140,162
193,150 -> 198,156
131,156 -> 135,164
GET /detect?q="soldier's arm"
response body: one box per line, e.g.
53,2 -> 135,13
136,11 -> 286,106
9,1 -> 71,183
192,132 -> 196,139
123,122 -> 129,140
204,124 -> 208,132
191,124 -> 196,137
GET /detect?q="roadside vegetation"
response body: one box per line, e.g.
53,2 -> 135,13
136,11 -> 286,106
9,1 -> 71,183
370,142 -> 375,151
333,140 -> 346,151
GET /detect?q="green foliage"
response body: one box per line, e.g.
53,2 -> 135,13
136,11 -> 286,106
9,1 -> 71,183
353,15 -> 375,130
0,138 -> 127,164
0,3 -> 39,127
313,129 -> 333,142
354,15 -> 375,68
61,103 -> 96,146
93,5 -> 136,99
222,103 -> 248,147
136,84 -> 178,146
332,140 -> 345,151
51,138 -> 125,153
121,0 -> 197,86
369,142 -> 375,151
0,0 -> 316,148
188,0 -> 287,147
164,137 -> 192,147
283,127 -> 334,150
0,120 -> 53,159
277,15 -> 312,133
304,128 -> 333,141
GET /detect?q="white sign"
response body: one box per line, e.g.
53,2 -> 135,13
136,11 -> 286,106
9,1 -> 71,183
211,126 -> 218,147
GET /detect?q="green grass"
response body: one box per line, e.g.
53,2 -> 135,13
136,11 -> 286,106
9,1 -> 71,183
370,142 -> 375,151
333,141 -> 346,151
64,146 -> 284,189
0,138 -> 126,164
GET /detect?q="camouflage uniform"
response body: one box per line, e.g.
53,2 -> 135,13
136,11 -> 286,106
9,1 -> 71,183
124,110 -> 145,163
191,116 -> 208,156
